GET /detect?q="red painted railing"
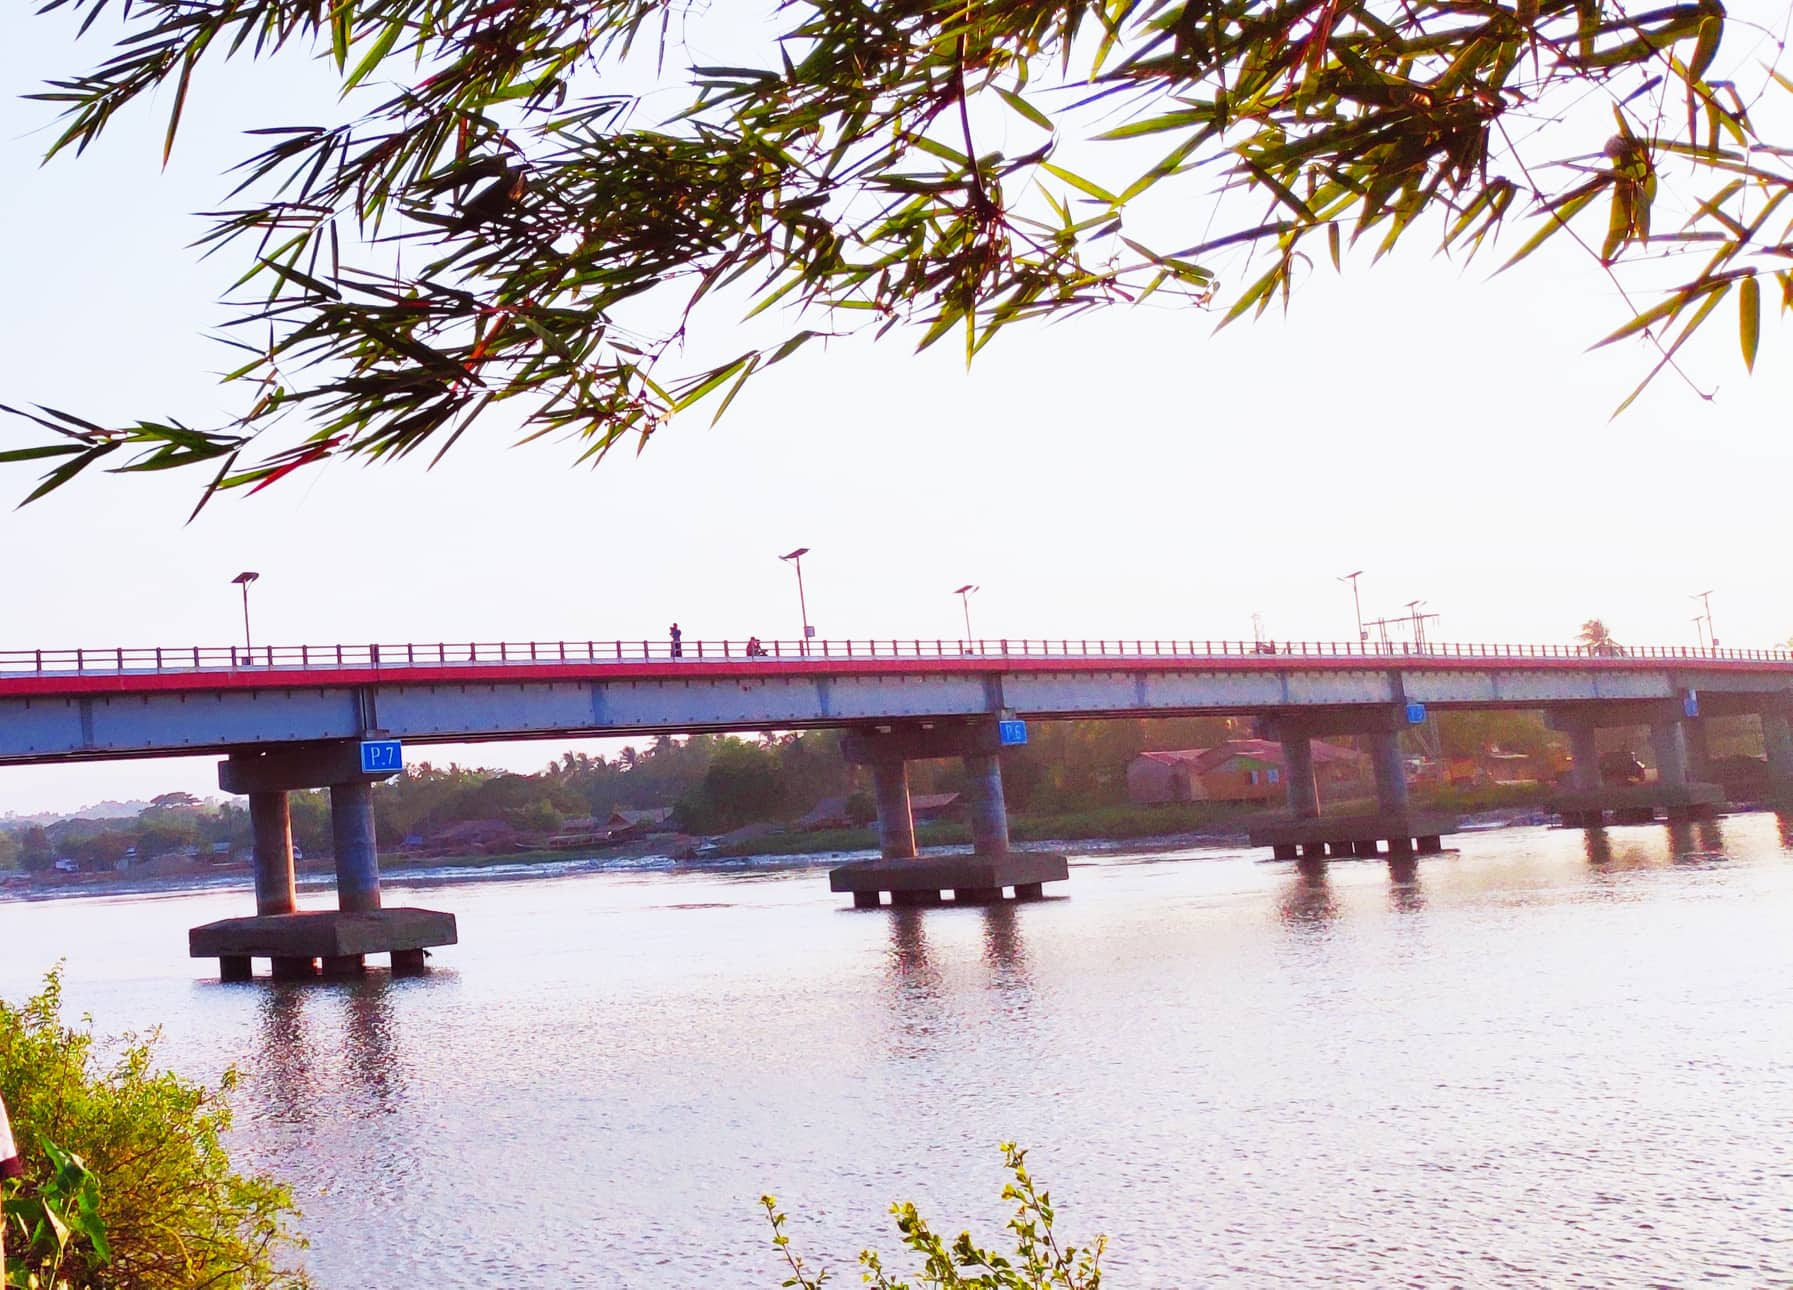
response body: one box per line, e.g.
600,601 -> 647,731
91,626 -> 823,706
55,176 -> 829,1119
0,638 -> 1789,677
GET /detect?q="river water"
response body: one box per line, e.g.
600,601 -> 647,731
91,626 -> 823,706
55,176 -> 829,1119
2,819 -> 1790,1287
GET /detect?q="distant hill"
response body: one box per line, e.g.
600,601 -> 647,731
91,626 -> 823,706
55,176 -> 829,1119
2,799 -> 151,827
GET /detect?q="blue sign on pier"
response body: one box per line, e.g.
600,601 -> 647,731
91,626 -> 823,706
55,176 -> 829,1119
1405,703 -> 1428,725
998,719 -> 1028,746
359,739 -> 404,775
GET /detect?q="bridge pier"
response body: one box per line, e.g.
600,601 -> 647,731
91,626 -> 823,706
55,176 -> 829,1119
1280,735 -> 1320,820
829,721 -> 1067,907
1250,709 -> 1459,861
868,756 -> 918,861
189,742 -> 456,980
1547,701 -> 1723,828
1763,708 -> 1793,805
249,790 -> 297,917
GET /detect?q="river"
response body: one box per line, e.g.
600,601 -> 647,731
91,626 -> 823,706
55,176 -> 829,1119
2,819 -> 1790,1287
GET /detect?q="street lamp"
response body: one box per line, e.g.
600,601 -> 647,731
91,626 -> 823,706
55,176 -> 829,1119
230,571 -> 260,654
1338,570 -> 1365,645
1692,589 -> 1716,649
780,548 -> 812,654
1692,614 -> 1709,650
953,584 -> 979,642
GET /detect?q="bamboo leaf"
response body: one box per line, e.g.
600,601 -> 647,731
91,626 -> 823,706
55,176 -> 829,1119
1739,273 -> 1760,371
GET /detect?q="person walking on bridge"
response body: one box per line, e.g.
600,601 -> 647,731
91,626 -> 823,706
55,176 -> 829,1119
669,622 -> 683,658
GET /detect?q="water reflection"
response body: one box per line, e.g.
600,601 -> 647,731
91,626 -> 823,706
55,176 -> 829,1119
1666,819 -> 1726,865
1777,811 -> 1793,850
1583,828 -> 1614,868
882,908 -> 946,1057
1384,854 -> 1425,914
336,977 -> 404,1112
978,902 -> 1033,1002
1277,858 -> 1337,935
254,984 -> 320,1126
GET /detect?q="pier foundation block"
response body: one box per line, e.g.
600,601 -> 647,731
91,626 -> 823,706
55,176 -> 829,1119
830,852 -> 1068,907
190,908 -> 457,979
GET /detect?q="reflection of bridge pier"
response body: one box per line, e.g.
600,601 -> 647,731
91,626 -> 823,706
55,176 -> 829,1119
189,741 -> 456,980
828,720 -> 1068,907
1547,700 -> 1725,828
1249,708 -> 1459,860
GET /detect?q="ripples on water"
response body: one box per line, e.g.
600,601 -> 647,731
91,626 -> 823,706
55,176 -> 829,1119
3,819 -> 1791,1287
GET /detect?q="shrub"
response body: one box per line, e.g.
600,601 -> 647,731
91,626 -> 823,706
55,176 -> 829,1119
0,970 -> 307,1289
764,1144 -> 1103,1288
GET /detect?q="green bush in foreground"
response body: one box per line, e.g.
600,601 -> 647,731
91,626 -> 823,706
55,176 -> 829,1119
5,1138 -> 111,1288
0,970 -> 307,1290
765,1144 -> 1102,1288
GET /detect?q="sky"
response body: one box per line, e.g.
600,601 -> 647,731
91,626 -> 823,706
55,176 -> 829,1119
4,8 -> 1792,814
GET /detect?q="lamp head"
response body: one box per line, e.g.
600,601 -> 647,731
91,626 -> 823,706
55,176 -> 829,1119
231,571 -> 260,586
953,584 -> 978,596
779,547 -> 809,562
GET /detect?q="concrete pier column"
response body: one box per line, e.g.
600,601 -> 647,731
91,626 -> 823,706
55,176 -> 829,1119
1281,735 -> 1320,820
1369,730 -> 1409,815
330,781 -> 382,913
963,752 -> 1012,858
1568,721 -> 1603,792
869,757 -> 917,861
1762,710 -> 1793,788
1650,719 -> 1689,787
1684,719 -> 1712,783
249,790 -> 297,917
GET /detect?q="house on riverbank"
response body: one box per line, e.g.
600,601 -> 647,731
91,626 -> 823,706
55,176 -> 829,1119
1127,740 -> 1368,806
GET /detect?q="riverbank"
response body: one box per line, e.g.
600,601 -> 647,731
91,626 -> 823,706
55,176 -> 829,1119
1,788 -> 1564,902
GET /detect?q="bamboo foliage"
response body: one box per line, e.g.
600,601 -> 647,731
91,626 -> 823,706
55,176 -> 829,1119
1,0 -> 1784,504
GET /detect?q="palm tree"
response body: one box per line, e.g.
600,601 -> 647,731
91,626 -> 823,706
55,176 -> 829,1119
1579,619 -> 1619,656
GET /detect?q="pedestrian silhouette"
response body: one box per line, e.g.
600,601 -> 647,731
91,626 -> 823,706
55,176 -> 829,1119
669,622 -> 683,658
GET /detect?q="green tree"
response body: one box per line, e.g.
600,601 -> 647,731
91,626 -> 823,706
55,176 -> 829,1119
0,970 -> 306,1289
17,826 -> 53,873
678,737 -> 788,833
1,0 -> 1777,504
1579,618 -> 1620,656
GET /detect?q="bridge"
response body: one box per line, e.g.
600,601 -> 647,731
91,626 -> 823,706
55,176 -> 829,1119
7,635 -> 1793,978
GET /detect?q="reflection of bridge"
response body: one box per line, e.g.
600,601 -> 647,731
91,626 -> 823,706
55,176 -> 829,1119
6,636 -> 1792,976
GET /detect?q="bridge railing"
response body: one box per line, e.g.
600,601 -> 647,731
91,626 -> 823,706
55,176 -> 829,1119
1,637 -> 1791,677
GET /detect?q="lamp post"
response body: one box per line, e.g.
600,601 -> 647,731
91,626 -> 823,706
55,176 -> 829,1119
1692,614 -> 1709,650
1339,570 -> 1365,646
780,548 -> 812,655
1692,589 -> 1716,649
953,584 -> 979,644
230,571 -> 260,655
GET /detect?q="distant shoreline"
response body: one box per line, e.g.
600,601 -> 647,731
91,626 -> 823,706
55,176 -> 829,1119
0,802 -> 1566,904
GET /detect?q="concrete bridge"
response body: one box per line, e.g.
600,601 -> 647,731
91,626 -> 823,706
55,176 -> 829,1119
6,635 -> 1793,975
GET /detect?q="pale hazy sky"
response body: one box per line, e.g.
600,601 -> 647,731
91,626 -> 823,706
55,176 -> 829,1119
4,9 -> 1791,813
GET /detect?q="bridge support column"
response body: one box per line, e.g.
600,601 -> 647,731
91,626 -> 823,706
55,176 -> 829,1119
869,757 -> 917,861
1763,710 -> 1793,801
1249,708 -> 1457,861
832,721 -> 1066,906
1369,729 -> 1409,816
1281,735 -> 1320,820
1683,718 -> 1712,784
964,752 -> 1011,859
1548,703 -> 1722,828
1568,721 -> 1602,792
250,791 -> 297,918
191,742 -> 456,980
1650,719 -> 1689,788
330,781 -> 382,914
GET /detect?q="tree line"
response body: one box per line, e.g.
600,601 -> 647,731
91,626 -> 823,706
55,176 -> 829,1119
1,710 -> 1592,870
